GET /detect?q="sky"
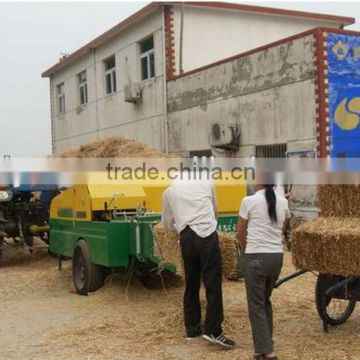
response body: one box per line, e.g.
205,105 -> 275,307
0,1 -> 359,157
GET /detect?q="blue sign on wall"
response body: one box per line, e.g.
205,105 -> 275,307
327,32 -> 360,157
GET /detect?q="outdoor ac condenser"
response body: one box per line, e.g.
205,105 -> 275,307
124,83 -> 141,104
209,122 -> 240,150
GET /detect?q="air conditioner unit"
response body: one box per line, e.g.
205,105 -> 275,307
209,122 -> 240,150
124,83 -> 141,104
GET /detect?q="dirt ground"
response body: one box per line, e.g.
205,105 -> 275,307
1,239 -> 360,360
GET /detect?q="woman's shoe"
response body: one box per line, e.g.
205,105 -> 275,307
253,354 -> 279,360
253,355 -> 264,360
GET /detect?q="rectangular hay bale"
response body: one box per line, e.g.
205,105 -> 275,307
152,224 -> 238,279
152,224 -> 184,276
318,185 -> 360,217
292,217 -> 360,276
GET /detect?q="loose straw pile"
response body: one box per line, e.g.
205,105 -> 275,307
56,136 -> 167,158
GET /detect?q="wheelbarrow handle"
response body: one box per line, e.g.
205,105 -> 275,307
324,276 -> 355,297
275,269 -> 308,289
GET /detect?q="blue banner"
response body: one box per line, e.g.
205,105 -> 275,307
327,32 -> 360,157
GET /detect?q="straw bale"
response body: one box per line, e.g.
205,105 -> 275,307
218,231 -> 239,279
292,217 -> 360,276
152,224 -> 238,279
318,185 -> 360,217
152,224 -> 184,276
55,136 -> 167,158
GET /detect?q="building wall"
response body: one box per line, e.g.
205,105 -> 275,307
51,10 -> 166,153
48,5 -> 343,155
167,33 -> 317,156
171,4 -> 339,75
167,32 -> 319,212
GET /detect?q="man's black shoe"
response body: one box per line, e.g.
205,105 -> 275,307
203,333 -> 235,348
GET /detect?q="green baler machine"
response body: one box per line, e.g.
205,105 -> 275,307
49,184 -> 240,295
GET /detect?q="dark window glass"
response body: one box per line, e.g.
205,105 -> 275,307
140,37 -> 154,54
80,86 -> 88,105
149,52 -> 155,78
104,56 -> 115,70
141,56 -> 148,80
106,73 -> 112,94
112,72 -> 117,92
80,87 -> 85,104
78,70 -> 87,84
59,97 -> 65,114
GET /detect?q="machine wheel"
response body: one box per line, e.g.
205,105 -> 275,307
73,239 -> 105,295
316,274 -> 356,326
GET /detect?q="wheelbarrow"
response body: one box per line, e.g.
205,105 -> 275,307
275,269 -> 360,332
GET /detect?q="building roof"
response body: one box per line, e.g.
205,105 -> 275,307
42,1 -> 355,78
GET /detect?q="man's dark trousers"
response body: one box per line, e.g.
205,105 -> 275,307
179,226 -> 224,337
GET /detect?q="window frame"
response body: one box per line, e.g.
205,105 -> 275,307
103,55 -> 117,95
77,70 -> 88,105
139,36 -> 155,81
56,82 -> 65,115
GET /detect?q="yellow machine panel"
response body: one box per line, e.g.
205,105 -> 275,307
73,185 -> 92,221
143,184 -> 168,212
50,176 -> 247,221
50,186 -> 76,220
87,184 -> 146,211
143,183 -> 247,214
215,184 -> 247,214
50,184 -> 147,221
50,185 -> 93,221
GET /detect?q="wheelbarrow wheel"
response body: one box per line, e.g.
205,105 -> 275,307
73,239 -> 105,295
316,274 -> 356,326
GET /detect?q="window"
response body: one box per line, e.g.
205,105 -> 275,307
104,55 -> 116,95
190,150 -> 213,158
78,70 -> 88,105
56,83 -> 65,114
255,144 -> 287,158
139,36 -> 155,80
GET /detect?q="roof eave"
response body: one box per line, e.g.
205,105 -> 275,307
42,1 -> 355,78
42,2 -> 164,78
177,2 -> 355,27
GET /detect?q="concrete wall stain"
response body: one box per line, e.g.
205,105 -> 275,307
167,35 -> 315,113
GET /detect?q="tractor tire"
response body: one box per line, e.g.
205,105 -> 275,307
72,239 -> 105,295
316,274 -> 356,326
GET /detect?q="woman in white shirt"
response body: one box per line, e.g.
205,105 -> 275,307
237,183 -> 291,360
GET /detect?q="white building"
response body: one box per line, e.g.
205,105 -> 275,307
42,2 -> 354,154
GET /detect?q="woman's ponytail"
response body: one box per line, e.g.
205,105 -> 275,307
265,184 -> 277,223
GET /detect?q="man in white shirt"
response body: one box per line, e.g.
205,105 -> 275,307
162,181 -> 235,349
